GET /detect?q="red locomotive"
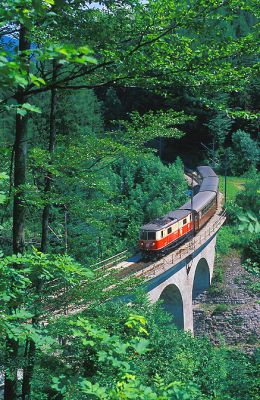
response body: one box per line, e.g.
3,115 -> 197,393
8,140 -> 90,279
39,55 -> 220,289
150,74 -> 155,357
139,166 -> 218,257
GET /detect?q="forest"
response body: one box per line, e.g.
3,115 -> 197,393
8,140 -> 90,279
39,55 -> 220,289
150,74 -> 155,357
0,1 -> 259,399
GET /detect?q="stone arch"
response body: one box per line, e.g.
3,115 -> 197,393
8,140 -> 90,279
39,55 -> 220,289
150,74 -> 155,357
192,257 -> 210,300
159,284 -> 184,329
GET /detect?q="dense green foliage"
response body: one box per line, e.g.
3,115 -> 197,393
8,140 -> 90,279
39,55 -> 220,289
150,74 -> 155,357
0,87 -> 189,261
0,254 -> 259,399
229,130 -> 259,175
0,1 -> 259,399
214,169 -> 259,304
217,170 -> 259,278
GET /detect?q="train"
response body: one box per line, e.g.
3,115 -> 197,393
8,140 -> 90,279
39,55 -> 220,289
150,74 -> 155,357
139,166 -> 219,258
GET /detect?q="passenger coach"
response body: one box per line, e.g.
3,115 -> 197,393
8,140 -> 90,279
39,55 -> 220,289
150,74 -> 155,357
139,165 -> 219,257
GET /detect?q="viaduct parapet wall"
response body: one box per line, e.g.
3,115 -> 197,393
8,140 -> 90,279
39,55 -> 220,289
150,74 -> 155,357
138,206 -> 226,334
146,234 -> 217,333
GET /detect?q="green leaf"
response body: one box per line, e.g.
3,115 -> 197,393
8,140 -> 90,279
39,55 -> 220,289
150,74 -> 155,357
29,74 -> 46,87
0,193 -> 6,204
246,210 -> 257,222
16,108 -> 27,116
255,221 -> 260,233
132,338 -> 150,354
248,223 -> 254,233
22,103 -> 42,113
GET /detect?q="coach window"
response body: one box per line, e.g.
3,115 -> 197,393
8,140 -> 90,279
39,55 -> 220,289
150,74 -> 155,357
167,227 -> 172,234
148,232 -> 156,240
183,219 -> 187,225
161,231 -> 164,238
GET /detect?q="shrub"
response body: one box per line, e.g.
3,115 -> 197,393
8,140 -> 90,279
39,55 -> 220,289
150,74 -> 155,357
243,234 -> 260,266
216,225 -> 243,254
243,258 -> 260,277
225,200 -> 243,224
230,130 -> 259,175
235,172 -> 260,214
212,304 -> 230,315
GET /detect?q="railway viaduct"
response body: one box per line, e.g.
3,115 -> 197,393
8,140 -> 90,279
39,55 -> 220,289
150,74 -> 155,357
146,234 -> 217,333
143,208 -> 226,334
119,204 -> 226,335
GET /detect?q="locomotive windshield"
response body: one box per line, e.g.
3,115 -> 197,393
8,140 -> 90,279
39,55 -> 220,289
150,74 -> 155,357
147,231 -> 156,240
140,231 -> 156,240
140,231 -> 147,240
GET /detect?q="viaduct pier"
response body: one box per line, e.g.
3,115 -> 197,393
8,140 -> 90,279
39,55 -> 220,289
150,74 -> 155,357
116,198 -> 226,334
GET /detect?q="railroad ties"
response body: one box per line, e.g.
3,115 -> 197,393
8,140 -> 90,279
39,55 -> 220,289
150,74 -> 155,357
52,194 -> 226,318
110,193 -> 226,281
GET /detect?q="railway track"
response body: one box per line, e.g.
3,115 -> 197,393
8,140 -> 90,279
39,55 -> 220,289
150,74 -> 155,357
112,201 -> 226,282
48,180 -> 226,319
113,260 -> 152,279
43,207 -> 226,320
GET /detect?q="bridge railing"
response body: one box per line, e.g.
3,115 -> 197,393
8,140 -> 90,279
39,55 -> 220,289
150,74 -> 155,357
88,208 -> 226,281
90,250 -> 128,272
137,209 -> 226,279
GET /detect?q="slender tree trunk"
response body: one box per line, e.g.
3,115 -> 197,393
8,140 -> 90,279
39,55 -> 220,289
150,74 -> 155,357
12,26 -> 30,254
41,60 -> 58,253
21,339 -> 36,400
4,339 -> 19,400
4,25 -> 30,400
21,61 -> 58,400
12,97 -> 29,253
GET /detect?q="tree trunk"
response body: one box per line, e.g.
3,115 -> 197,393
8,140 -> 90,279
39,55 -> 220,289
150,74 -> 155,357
12,96 -> 28,254
21,61 -> 58,399
4,25 -> 30,400
22,62 -> 58,400
41,60 -> 58,253
4,339 -> 19,400
21,339 -> 36,400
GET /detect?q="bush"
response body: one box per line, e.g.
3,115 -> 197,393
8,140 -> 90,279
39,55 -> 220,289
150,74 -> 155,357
243,234 -> 260,265
212,304 -> 230,315
243,258 -> 260,277
216,226 -> 244,254
77,299 -> 259,400
235,173 -> 260,215
230,130 -> 259,175
225,200 -> 243,224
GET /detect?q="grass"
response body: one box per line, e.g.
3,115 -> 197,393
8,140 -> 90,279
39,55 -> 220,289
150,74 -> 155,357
212,304 -> 230,315
219,175 -> 250,201
208,256 -> 225,295
216,226 -> 243,255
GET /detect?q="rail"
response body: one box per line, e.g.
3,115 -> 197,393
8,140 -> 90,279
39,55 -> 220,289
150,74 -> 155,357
90,250 -> 129,271
52,202 -> 226,318
135,209 -> 226,280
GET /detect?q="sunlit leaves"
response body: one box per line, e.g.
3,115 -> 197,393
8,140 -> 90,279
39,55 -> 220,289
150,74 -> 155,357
0,52 -> 28,90
0,172 -> 8,205
51,45 -> 97,65
52,314 -> 200,399
237,210 -> 260,233
18,102 -> 42,115
29,73 -> 46,87
89,0 -> 260,96
125,314 -> 149,336
0,1 -> 96,108
0,249 -> 93,317
115,110 -> 194,148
